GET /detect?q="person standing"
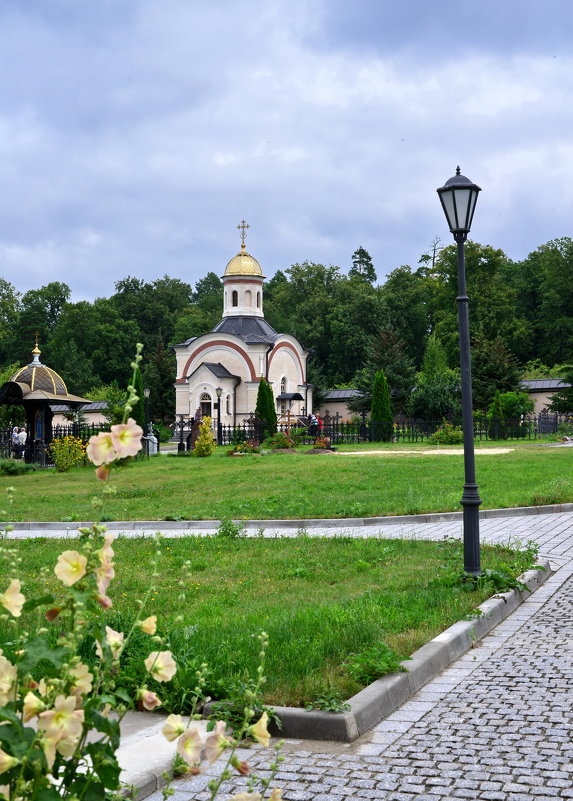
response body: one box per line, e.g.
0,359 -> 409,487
17,427 -> 27,459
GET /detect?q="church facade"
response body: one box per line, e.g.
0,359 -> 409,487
173,223 -> 312,425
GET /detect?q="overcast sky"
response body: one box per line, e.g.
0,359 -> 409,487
0,0 -> 572,300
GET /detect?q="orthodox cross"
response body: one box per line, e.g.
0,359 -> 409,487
237,219 -> 250,249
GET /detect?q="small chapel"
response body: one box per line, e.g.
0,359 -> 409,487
173,222 -> 312,425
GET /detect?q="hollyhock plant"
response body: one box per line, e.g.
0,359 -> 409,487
0,347 -> 284,801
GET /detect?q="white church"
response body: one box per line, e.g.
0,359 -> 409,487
173,222 -> 313,425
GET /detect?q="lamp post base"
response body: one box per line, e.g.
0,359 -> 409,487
461,482 -> 482,576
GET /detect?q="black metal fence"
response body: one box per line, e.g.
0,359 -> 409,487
177,411 -> 573,447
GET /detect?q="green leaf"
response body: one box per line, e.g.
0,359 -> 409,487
22,594 -> 55,613
86,741 -> 121,787
17,636 -> 68,674
36,788 -> 62,801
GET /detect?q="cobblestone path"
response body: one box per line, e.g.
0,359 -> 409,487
148,514 -> 573,801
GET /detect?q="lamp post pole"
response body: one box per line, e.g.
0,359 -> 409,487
215,387 -> 222,446
437,167 -> 482,576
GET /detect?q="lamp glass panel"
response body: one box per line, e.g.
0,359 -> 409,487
440,191 -> 457,231
466,190 -> 479,229
452,188 -> 472,229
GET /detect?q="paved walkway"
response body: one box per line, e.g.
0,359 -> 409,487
127,510 -> 573,801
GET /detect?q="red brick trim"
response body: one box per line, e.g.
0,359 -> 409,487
182,340 -> 257,381
268,342 -> 305,383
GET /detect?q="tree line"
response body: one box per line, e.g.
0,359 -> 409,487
0,237 -> 572,423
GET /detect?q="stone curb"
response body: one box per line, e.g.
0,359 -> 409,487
6,502 -> 573,531
258,559 -> 552,742
124,559 -> 551,799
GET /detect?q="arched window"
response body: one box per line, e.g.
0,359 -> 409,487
226,394 -> 231,415
280,377 -> 287,394
245,290 -> 252,307
232,290 -> 238,307
200,392 -> 212,418
256,291 -> 261,308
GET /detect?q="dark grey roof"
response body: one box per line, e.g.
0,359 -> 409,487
171,336 -> 198,349
521,379 -> 570,391
203,362 -> 240,379
186,362 -> 241,382
51,401 -> 108,412
323,389 -> 364,400
276,392 -> 304,401
210,316 -> 280,344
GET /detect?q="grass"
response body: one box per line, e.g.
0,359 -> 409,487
0,444 -> 571,521
0,534 -> 538,709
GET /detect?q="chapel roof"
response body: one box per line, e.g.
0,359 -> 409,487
210,315 -> 280,344
11,343 -> 69,396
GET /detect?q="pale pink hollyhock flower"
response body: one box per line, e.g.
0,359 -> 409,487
205,721 -> 230,764
69,662 -> 93,697
268,790 -> 282,800
0,748 -> 19,776
110,418 -> 143,458
96,594 -> 113,609
249,711 -> 270,748
23,691 -> 45,722
0,579 -> 25,618
139,615 -> 157,635
162,714 -> 185,742
176,728 -> 202,767
95,626 -> 125,660
0,784 -> 9,800
228,793 -> 262,801
139,689 -> 162,711
86,431 -> 117,466
54,551 -> 87,587
38,695 -> 84,744
144,650 -> 177,682
0,655 -> 17,706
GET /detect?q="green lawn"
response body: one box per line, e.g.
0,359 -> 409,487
0,444 -> 571,522
0,535 -> 536,708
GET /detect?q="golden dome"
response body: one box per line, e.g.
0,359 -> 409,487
10,344 -> 69,396
224,244 -> 263,277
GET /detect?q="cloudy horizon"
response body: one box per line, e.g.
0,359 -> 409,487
0,0 -> 572,301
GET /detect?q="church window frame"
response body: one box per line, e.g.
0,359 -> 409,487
245,289 -> 252,307
256,291 -> 261,308
200,392 -> 212,418
232,290 -> 238,307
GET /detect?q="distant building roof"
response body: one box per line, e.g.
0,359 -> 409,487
323,389 -> 365,401
521,379 -> 570,391
50,401 -> 109,413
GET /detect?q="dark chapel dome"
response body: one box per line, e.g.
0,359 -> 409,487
10,343 -> 69,396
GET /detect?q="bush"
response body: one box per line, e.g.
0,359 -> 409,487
428,420 -> 463,445
0,459 -> 36,476
345,642 -> 405,684
193,416 -> 216,457
47,436 -> 86,472
261,432 -> 294,449
154,422 -> 172,443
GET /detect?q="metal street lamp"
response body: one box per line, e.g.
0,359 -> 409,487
143,387 -> 151,456
215,386 -> 222,446
437,166 -> 482,576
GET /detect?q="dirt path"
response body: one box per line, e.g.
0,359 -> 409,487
334,447 -> 514,456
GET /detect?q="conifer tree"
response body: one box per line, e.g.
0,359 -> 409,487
255,377 -> 278,440
488,389 -> 506,440
371,370 -> 392,442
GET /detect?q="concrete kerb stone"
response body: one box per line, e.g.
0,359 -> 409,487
263,559 -> 552,743
6,501 -> 573,533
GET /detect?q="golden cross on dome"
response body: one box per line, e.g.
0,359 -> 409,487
237,219 -> 250,250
